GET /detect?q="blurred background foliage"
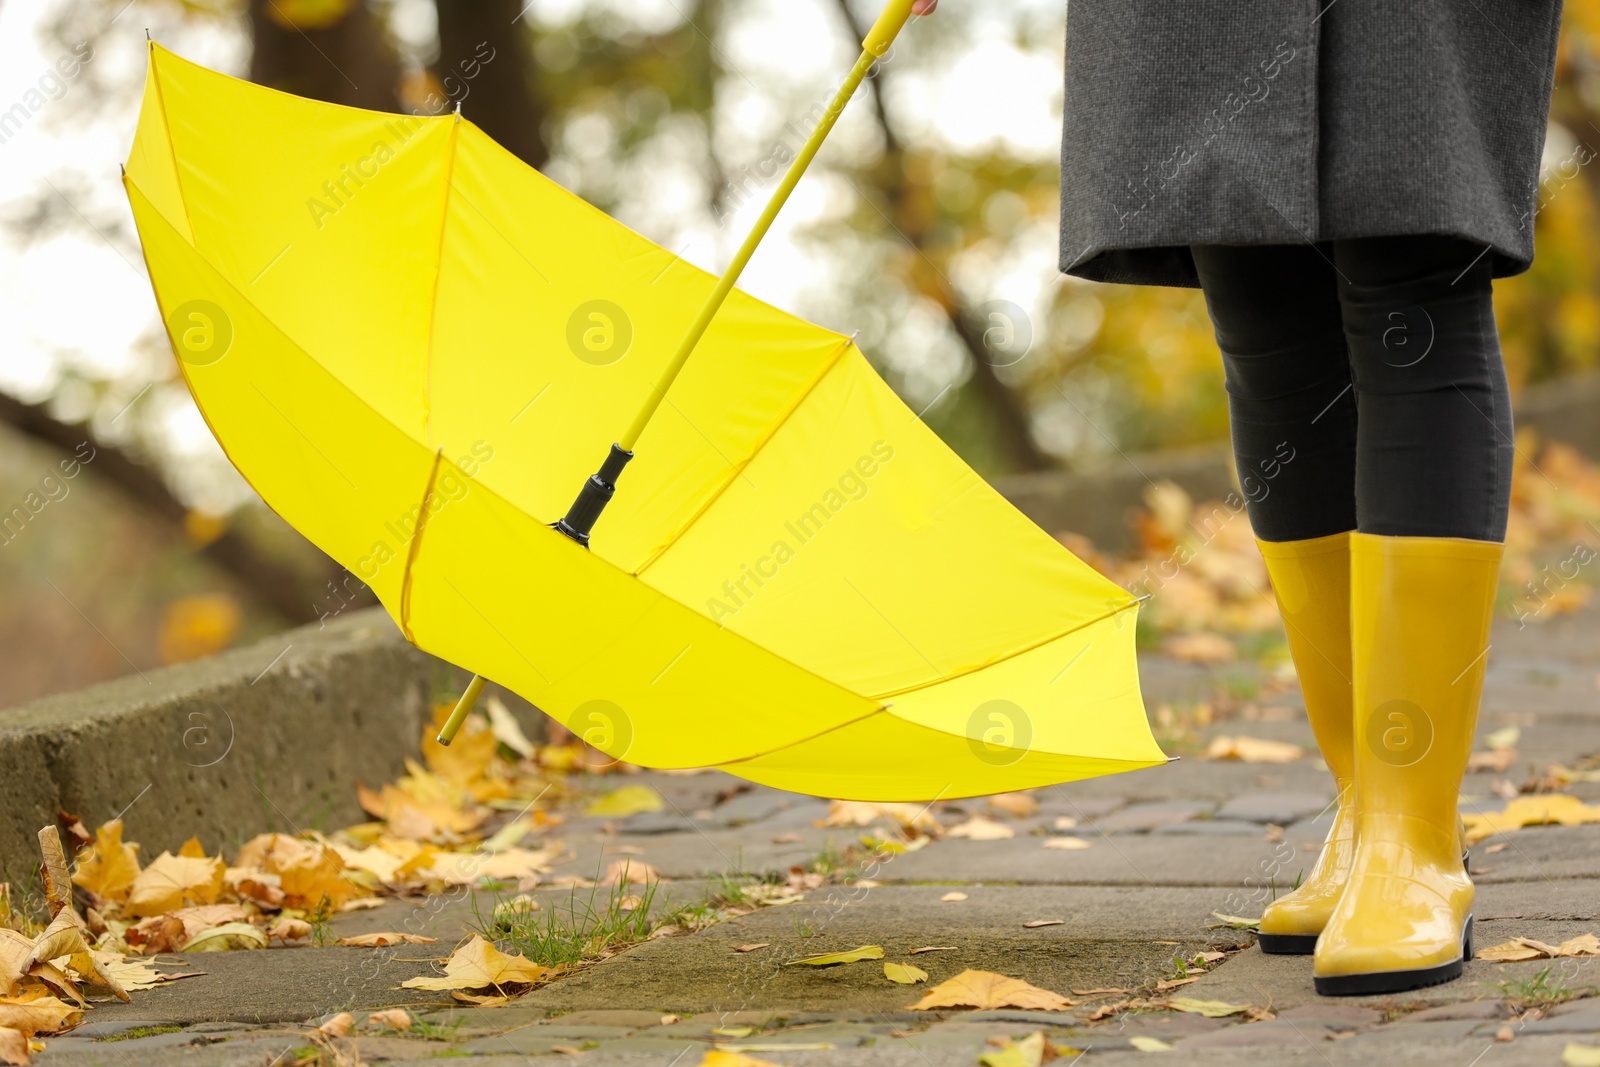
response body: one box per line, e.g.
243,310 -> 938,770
2,0 -> 1599,705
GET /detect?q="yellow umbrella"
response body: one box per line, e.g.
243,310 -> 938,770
124,4 -> 1166,801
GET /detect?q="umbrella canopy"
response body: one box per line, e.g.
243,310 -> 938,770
124,43 -> 1166,800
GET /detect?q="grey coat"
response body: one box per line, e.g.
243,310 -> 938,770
1059,1 -> 1565,288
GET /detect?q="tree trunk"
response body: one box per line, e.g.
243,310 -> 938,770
434,0 -> 546,167
248,0 -> 401,111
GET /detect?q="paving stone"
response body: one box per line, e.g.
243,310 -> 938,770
1089,1013 -> 1228,1038
1176,1020 -> 1335,1047
1368,1018 -> 1486,1041
1402,1000 -> 1511,1022
1092,801 -> 1214,833
1278,1003 -> 1383,1026
1552,997 -> 1600,1016
714,790 -> 811,825
459,1027 -> 625,1054
1152,819 -> 1265,836
537,1009 -> 676,1028
1214,792 -> 1333,825
619,812 -> 700,834
68,1019 -> 177,1038
1519,1008 -> 1600,1033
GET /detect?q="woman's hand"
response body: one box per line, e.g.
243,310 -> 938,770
913,0 -> 937,13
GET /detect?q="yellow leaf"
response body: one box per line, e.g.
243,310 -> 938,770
124,853 -> 225,917
484,696 -> 536,758
584,786 -> 664,817
267,917 -> 312,942
1566,1044 -> 1600,1067
1560,934 -> 1600,957
425,848 -> 555,887
712,1026 -> 754,1037
1167,997 -> 1251,1017
908,969 -> 1074,1011
233,834 -> 360,909
1165,632 -> 1236,664
884,962 -> 928,985
177,837 -> 207,858
987,793 -> 1040,818
1043,838 -> 1091,850
70,821 -> 140,903
1486,726 -> 1521,750
785,945 -> 884,967
481,818 -> 532,853
600,858 -> 660,886
940,892 -> 968,902
979,1031 -> 1046,1067
89,953 -> 201,992
1208,913 -> 1261,929
400,935 -> 549,991
422,704 -> 500,785
318,1012 -> 354,1037
0,933 -> 30,997
1202,736 -> 1304,763
946,818 -> 1014,841
336,932 -> 437,947
0,1026 -> 27,1066
1477,939 -> 1552,962
180,922 -> 268,952
694,1052 -> 789,1067
1129,1035 -> 1173,1051
365,1008 -> 413,1032
818,801 -> 942,833
1463,795 -> 1600,844
0,995 -> 80,1038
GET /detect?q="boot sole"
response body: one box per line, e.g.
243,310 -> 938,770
1313,915 -> 1473,997
1257,931 -> 1319,955
1262,852 -> 1470,958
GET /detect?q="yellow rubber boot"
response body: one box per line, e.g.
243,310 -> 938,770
1313,533 -> 1502,995
1255,532 -> 1354,955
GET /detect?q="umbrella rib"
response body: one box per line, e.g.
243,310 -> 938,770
146,43 -> 197,243
422,115 -> 464,447
399,448 -> 446,642
865,596 -> 1141,703
630,335 -> 855,577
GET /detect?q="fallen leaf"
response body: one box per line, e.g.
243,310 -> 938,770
712,1026 -> 754,1037
1071,987 -> 1131,996
337,932 -> 437,947
1043,838 -> 1091,851
584,786 -> 664,817
234,834 -> 360,909
940,892 -> 968,902
785,945 -> 884,967
0,933 -> 30,995
1468,749 -> 1518,773
818,801 -> 941,833
0,1027 -> 26,1067
1463,795 -> 1600,845
180,922 -> 268,953
267,917 -> 313,943
909,969 -> 1074,1011
425,848 -> 555,887
1208,912 -> 1262,930
946,818 -> 1014,841
331,843 -> 406,884
1477,934 -> 1600,962
400,935 -> 549,991
987,793 -> 1040,818
734,944 -> 769,953
319,1012 -> 354,1037
1023,920 -> 1064,929
601,859 -> 660,886
1165,632 -> 1236,664
910,946 -> 957,954
1053,816 -> 1079,830
123,852 -> 226,918
1155,975 -> 1203,991
1168,997 -> 1251,1017
694,1053 -> 793,1067
1567,1044 -> 1600,1067
127,904 -> 248,953
484,696 -> 536,758
1130,1035 -> 1173,1051
26,911 -> 128,1001
1486,842 -> 1509,854
1486,726 -> 1521,750
0,996 -> 80,1038
979,1031 -> 1047,1067
70,821 -> 139,904
771,833 -> 802,844
90,953 -> 202,992
1202,736 -> 1304,763
884,962 -> 928,985
364,1008 -> 412,1032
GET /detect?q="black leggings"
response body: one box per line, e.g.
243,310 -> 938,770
1191,236 -> 1513,544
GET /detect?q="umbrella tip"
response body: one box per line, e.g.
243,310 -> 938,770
453,101 -> 462,121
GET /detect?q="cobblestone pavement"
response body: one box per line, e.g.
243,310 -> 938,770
37,601 -> 1600,1066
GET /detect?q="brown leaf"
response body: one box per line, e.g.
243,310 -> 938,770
318,1012 -> 354,1037
987,793 -> 1040,818
267,917 -> 313,943
946,818 -> 1014,841
1462,795 -> 1600,845
0,994 -> 81,1038
0,933 -> 30,998
124,853 -> 226,918
35,830 -> 72,919
425,848 -> 554,887
909,969 -> 1074,1011
364,1008 -> 412,1032
1202,736 -> 1304,763
70,821 -> 140,904
233,835 -> 360,909
909,946 -> 957,955
1043,837 -> 1091,851
941,892 -> 968,902
733,944 -> 769,953
600,859 -> 660,886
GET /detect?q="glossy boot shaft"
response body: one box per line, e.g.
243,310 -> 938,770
1314,533 -> 1502,995
1254,532 -> 1354,954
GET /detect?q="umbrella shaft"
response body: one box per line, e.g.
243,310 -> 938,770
619,45 -> 882,453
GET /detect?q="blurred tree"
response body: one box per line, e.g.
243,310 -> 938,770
433,0 -> 547,167
249,0 -> 401,110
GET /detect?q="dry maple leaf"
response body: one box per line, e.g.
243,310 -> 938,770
69,821 -> 140,904
946,818 -> 1015,841
600,859 -> 660,886
0,933 -> 30,998
91,954 -> 202,992
365,1008 -> 412,1032
0,994 -> 81,1038
1202,736 -> 1304,763
268,917 -> 313,943
909,969 -> 1074,1011
819,801 -> 942,833
1462,795 -> 1600,845
318,1012 -> 354,1037
0,1026 -> 27,1067
425,848 -> 554,887
336,933 -> 436,947
987,793 -> 1040,818
124,853 -> 225,918
234,834 -> 361,909
400,935 -> 549,991
27,911 -> 129,1002
1043,838 -> 1091,851
127,904 -> 246,953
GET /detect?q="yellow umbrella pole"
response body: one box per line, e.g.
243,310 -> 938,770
440,0 -> 919,745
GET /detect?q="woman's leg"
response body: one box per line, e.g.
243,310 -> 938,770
1191,244 -> 1357,954
1314,235 -> 1510,995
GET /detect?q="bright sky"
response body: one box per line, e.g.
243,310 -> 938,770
0,0 -> 1069,509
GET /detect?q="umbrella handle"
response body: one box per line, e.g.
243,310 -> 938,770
446,0 -> 925,748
